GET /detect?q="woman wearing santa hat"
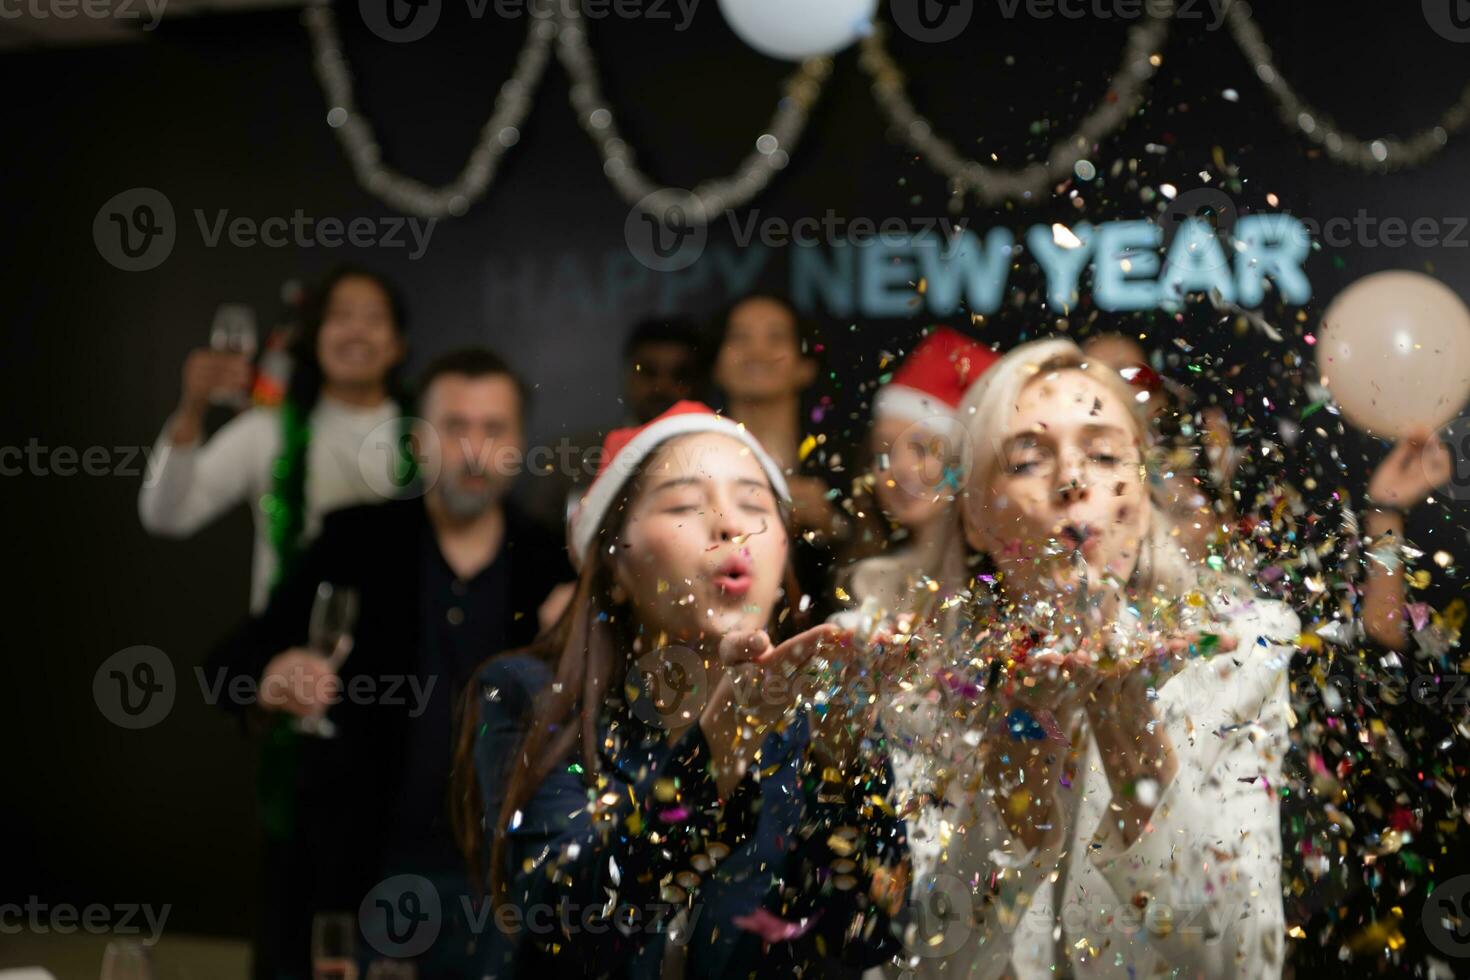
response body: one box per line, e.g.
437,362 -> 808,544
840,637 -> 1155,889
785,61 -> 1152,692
452,402 -> 909,978
840,327 -> 1000,625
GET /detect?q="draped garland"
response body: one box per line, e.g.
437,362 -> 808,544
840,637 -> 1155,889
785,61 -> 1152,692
304,0 -> 1470,220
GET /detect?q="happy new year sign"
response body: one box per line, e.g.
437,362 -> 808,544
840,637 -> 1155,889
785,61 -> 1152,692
789,215 -> 1311,318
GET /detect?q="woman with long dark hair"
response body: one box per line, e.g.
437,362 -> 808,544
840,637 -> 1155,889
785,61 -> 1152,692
139,266 -> 412,610
453,402 -> 908,978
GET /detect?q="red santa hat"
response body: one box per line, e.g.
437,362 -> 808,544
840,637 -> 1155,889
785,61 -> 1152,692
568,401 -> 791,567
872,327 -> 1001,423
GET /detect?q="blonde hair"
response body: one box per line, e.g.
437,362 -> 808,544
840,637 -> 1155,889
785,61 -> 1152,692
956,337 -> 1237,605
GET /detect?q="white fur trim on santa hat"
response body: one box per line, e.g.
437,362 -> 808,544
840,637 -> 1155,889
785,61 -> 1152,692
568,412 -> 791,566
872,383 -> 957,423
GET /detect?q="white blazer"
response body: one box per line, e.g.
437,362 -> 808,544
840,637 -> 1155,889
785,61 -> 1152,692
888,594 -> 1295,979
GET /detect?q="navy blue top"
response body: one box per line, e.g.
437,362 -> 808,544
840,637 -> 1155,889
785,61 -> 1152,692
472,653 -> 909,979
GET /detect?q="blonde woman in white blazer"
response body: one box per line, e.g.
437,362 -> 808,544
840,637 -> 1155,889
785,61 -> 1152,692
889,338 -> 1291,980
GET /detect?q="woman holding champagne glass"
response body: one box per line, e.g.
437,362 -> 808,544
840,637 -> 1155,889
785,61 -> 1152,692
139,265 -> 412,611
894,339 -> 1293,979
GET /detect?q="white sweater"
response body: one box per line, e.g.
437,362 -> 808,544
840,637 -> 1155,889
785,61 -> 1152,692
138,396 -> 402,611
893,594 -> 1295,979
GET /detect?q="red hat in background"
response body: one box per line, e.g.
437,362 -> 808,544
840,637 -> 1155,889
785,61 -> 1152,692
873,327 -> 1001,422
568,401 -> 790,566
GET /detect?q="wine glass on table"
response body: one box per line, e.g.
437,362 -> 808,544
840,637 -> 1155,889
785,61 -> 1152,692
208,302 -> 258,409
296,581 -> 360,739
100,940 -> 154,980
312,912 -> 359,980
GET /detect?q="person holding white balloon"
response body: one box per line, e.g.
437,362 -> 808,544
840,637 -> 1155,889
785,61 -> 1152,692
1317,270 -> 1470,650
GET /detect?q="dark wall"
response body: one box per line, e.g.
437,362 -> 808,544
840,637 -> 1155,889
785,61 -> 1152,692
5,0 -> 1469,960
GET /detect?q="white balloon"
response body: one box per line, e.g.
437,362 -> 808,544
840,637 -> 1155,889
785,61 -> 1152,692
717,0 -> 877,60
1318,270 -> 1470,438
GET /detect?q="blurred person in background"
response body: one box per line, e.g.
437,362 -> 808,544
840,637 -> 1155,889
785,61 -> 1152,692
1082,332 -> 1238,562
713,293 -> 847,615
138,266 -> 413,980
209,348 -> 573,980
139,266 -> 413,612
523,315 -> 708,532
839,326 -> 999,619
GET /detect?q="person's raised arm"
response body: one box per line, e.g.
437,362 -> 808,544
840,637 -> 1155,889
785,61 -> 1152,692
138,349 -> 258,537
1362,432 -> 1451,650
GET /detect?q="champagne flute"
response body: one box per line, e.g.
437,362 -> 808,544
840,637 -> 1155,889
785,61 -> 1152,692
296,582 -> 360,739
311,912 -> 359,980
209,302 -> 258,408
100,940 -> 154,980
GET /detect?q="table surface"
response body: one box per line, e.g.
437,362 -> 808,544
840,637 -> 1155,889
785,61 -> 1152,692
0,933 -> 248,980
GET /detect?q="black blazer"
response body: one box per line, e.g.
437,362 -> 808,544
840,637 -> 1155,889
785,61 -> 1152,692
209,497 -> 573,912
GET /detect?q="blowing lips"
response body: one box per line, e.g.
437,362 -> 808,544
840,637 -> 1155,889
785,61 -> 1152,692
1057,521 -> 1097,555
712,553 -> 754,598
